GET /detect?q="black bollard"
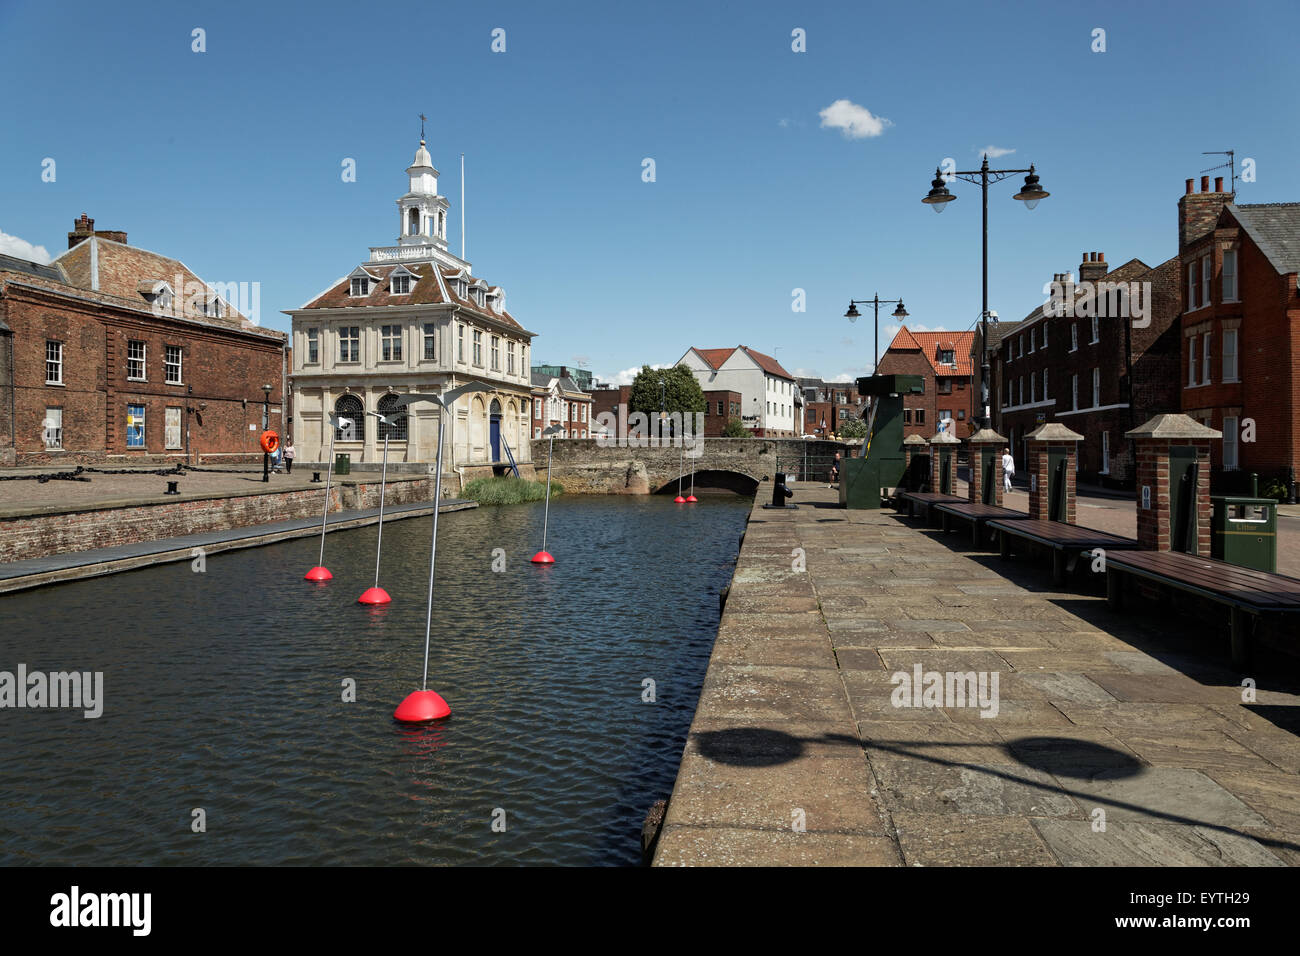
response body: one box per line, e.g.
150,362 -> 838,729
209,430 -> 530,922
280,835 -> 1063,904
762,472 -> 798,510
164,481 -> 180,495
311,471 -> 322,483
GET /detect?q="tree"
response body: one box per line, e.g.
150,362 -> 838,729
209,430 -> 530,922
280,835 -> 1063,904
627,365 -> 705,416
720,418 -> 750,438
838,418 -> 869,441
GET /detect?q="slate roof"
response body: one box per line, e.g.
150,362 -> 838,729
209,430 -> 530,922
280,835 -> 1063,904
1228,203 -> 1300,276
0,254 -> 64,282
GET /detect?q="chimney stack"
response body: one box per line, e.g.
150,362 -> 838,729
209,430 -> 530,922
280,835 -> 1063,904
1179,175 -> 1234,250
67,213 -> 127,249
1079,250 -> 1108,283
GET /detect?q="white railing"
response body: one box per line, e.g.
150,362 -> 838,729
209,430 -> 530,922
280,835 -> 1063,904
369,244 -> 436,262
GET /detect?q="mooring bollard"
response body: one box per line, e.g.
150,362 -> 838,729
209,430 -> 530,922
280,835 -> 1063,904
311,471 -> 322,483
763,472 -> 797,510
164,481 -> 180,495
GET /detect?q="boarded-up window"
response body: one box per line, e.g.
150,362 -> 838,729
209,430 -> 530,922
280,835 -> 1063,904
166,407 -> 182,449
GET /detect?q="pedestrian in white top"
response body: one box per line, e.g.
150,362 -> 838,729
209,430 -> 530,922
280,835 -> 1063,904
1002,448 -> 1015,493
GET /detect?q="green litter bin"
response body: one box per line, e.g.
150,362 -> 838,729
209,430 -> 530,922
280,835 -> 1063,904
335,453 -> 351,476
1211,496 -> 1276,572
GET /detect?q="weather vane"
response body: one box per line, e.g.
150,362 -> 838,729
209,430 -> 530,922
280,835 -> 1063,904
419,112 -> 427,142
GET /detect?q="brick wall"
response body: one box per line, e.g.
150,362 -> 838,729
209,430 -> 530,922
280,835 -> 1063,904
1027,441 -> 1079,523
1134,438 -> 1212,554
967,438 -> 1005,506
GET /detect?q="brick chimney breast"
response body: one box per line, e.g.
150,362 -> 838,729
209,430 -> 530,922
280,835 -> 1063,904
1179,177 -> 1235,249
1079,250 -> 1108,283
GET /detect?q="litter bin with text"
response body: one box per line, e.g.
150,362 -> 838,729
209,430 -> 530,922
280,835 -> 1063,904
1211,496 -> 1276,572
335,453 -> 351,476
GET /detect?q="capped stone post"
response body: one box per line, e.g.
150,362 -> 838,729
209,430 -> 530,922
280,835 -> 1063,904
903,434 -> 929,492
1125,414 -> 1220,554
1025,422 -> 1084,523
929,431 -> 960,496
965,428 -> 1009,506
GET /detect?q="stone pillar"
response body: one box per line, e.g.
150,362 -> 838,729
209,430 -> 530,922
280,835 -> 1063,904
930,432 -> 960,495
1125,414 -> 1220,554
1026,423 -> 1084,523
966,428 -> 1009,506
903,434 -> 927,491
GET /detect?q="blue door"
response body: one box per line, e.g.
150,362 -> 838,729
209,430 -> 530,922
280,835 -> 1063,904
489,399 -> 502,462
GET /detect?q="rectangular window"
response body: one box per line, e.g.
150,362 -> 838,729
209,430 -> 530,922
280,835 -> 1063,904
307,328 -> 319,364
1223,415 -> 1239,469
1188,260 -> 1198,310
1018,335 -> 1024,358
45,341 -> 63,384
1042,368 -> 1048,400
1101,431 -> 1110,474
473,330 -> 483,366
938,377 -> 952,394
340,327 -> 360,363
1030,328 -> 1036,352
939,408 -> 952,423
1072,373 -> 1078,411
380,325 -> 402,362
127,340 -> 146,381
1092,367 -> 1100,407
165,345 -> 182,384
391,273 -> 411,295
915,409 -> 925,425
43,407 -> 62,449
507,341 -> 515,374
1030,373 -> 1037,403
165,407 -> 182,449
717,401 -> 724,415
1018,377 -> 1023,405
491,336 -> 500,371
1223,329 -> 1239,382
1188,336 -> 1197,386
1042,322 -> 1048,348
1091,314 -> 1099,344
350,277 -> 369,297
126,404 -> 145,448
457,324 -> 465,362
423,323 -> 437,361
1070,324 -> 1078,352
1201,254 -> 1211,306
1222,249 -> 1238,302
1202,331 -> 1212,384
903,408 -> 913,424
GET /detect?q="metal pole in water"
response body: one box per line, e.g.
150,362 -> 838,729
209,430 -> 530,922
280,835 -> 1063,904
542,433 -> 554,552
374,434 -> 388,589
421,413 -> 445,690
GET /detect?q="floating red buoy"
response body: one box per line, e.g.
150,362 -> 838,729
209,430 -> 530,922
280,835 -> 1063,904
394,689 -> 450,722
530,550 -> 555,564
305,566 -> 333,582
674,495 -> 686,503
358,586 -> 391,605
685,494 -> 698,502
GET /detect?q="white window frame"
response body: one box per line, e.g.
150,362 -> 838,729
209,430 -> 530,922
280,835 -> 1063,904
1223,328 -> 1239,382
457,324 -> 465,363
306,328 -> 319,365
1071,373 -> 1078,411
1070,324 -> 1078,352
1042,368 -> 1048,400
380,325 -> 402,362
422,323 -> 437,362
165,406 -> 182,450
127,340 -> 147,381
45,340 -> 63,385
339,326 -> 360,363
1188,336 -> 1197,386
1201,331 -> 1211,385
1222,249 -> 1238,302
490,335 -> 500,371
391,273 -> 412,295
43,406 -> 62,449
1092,367 -> 1100,407
1090,314 -> 1100,344
350,277 -> 369,297
1042,322 -> 1048,348
507,341 -> 515,375
1201,253 -> 1211,306
165,345 -> 183,385
472,330 -> 483,367
1188,260 -> 1199,310
126,403 -> 146,448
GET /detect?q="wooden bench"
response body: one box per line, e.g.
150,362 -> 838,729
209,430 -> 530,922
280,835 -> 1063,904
1103,550 -> 1300,666
933,501 -> 1027,547
988,518 -> 1142,586
894,491 -> 962,523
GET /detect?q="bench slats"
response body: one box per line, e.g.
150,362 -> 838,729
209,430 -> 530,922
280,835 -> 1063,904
987,518 -> 1140,551
1106,551 -> 1300,610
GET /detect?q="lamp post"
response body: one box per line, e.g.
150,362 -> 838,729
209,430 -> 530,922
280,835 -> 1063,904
844,296 -> 908,375
261,383 -> 272,482
921,155 -> 1049,429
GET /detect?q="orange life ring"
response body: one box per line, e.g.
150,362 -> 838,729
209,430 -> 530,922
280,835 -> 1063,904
260,430 -> 280,454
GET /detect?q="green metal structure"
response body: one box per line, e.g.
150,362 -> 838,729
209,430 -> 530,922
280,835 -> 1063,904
840,374 -> 924,509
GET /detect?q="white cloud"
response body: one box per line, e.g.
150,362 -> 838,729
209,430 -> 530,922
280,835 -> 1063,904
818,99 -> 892,139
793,367 -> 820,379
977,145 -> 1016,159
0,230 -> 52,264
594,364 -> 670,387
778,118 -> 791,128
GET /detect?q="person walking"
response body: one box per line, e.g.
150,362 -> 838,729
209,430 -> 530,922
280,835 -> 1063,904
829,451 -> 841,487
283,437 -> 296,475
1002,447 -> 1015,493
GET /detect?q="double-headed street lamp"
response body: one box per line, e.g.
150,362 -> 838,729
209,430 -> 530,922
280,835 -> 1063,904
922,155 -> 1049,429
261,383 -> 273,482
844,296 -> 908,374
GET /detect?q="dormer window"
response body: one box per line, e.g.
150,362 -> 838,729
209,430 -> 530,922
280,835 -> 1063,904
351,277 -> 370,297
938,349 -> 955,365
453,279 -> 467,298
392,274 -> 411,295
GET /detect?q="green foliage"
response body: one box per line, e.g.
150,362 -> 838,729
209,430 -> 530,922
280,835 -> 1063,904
461,476 -> 563,505
1261,478 -> 1290,503
720,418 -> 751,438
627,365 -> 705,417
837,418 -> 869,441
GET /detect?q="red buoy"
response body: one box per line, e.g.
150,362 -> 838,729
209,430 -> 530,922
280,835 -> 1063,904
358,586 -> 391,605
394,689 -> 450,722
674,495 -> 686,503
685,495 -> 698,502
304,566 -> 333,582
530,550 -> 555,564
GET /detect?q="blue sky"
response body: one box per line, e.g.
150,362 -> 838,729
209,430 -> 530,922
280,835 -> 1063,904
2,0 -> 1296,384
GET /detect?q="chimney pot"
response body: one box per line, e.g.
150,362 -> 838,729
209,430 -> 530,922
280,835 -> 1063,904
1201,176 -> 1210,192
1186,179 -> 1194,194
1215,176 -> 1224,192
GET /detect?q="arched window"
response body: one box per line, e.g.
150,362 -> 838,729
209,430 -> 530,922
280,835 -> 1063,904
334,394 -> 364,442
408,208 -> 420,235
490,398 -> 502,416
377,393 -> 408,441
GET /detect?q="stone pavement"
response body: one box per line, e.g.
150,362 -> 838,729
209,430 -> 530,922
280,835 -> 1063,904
653,483 -> 1300,866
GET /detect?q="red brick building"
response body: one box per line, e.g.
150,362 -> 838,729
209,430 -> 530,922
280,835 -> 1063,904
993,251 -> 1181,486
701,389 -> 742,436
531,373 -> 592,439
875,327 -> 976,439
1176,176 -> 1300,491
0,216 -> 286,466
799,378 -> 863,438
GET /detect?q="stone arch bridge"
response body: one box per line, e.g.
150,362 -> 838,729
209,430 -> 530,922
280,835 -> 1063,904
527,437 -> 853,495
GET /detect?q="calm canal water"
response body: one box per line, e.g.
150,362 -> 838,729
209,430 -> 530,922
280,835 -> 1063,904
0,494 -> 750,865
